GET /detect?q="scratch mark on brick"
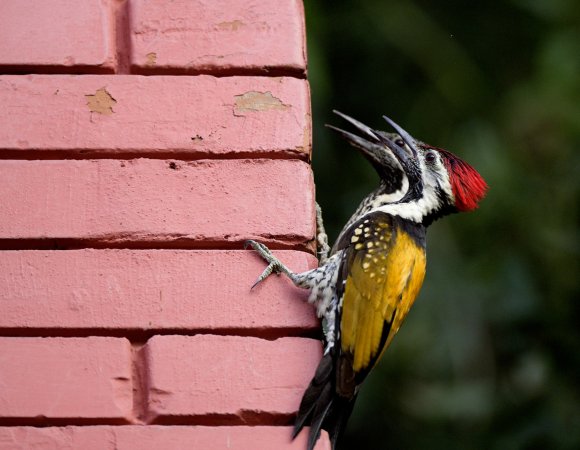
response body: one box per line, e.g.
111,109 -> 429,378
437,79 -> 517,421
233,91 -> 289,116
217,20 -> 245,31
86,88 -> 117,115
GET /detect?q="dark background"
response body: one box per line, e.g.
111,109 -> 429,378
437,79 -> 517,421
304,1 -> 580,448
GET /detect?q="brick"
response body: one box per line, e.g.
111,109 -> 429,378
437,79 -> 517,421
0,426 -> 331,450
0,250 -> 318,333
0,0 -> 114,72
0,75 -> 311,158
0,159 -> 314,247
130,0 -> 306,76
144,335 -> 322,421
0,337 -> 132,421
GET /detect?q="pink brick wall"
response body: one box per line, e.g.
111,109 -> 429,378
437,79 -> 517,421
0,1 -> 329,448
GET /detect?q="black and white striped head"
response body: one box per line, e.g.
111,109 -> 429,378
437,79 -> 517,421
328,111 -> 488,225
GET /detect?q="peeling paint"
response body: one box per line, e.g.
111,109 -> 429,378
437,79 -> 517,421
217,20 -> 245,31
85,88 -> 117,115
145,52 -> 157,65
233,91 -> 289,115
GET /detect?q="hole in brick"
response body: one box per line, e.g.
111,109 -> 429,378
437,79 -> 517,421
168,162 -> 178,170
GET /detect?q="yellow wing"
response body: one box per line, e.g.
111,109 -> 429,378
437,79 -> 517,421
339,213 -> 427,376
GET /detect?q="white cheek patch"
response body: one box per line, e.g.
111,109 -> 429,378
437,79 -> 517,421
438,164 -> 454,202
369,157 -> 449,222
374,196 -> 437,222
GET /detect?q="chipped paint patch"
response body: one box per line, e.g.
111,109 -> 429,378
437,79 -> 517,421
146,52 -> 157,65
233,91 -> 289,115
85,88 -> 116,115
217,20 -> 245,31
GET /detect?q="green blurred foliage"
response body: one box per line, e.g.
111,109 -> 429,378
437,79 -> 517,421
305,0 -> 580,448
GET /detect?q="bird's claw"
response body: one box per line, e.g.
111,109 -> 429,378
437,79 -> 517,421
245,239 -> 273,258
245,239 -> 286,289
251,260 -> 284,289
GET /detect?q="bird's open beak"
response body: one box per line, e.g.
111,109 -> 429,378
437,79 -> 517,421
325,111 -> 386,165
326,110 -> 418,170
327,111 -> 423,201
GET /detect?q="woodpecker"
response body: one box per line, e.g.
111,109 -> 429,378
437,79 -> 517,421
246,111 -> 487,450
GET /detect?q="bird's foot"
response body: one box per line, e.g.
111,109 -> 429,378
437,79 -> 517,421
316,202 -> 331,264
245,239 -> 292,289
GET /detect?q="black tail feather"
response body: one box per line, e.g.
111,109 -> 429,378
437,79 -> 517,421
326,394 -> 358,449
293,352 -> 358,450
307,382 -> 333,450
292,352 -> 334,439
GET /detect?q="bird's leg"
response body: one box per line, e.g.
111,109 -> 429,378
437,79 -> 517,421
245,240 -> 298,289
315,202 -> 331,265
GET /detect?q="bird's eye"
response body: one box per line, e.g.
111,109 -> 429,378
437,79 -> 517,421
394,138 -> 405,148
425,152 -> 436,163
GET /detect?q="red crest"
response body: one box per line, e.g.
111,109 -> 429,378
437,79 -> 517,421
438,149 -> 488,211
